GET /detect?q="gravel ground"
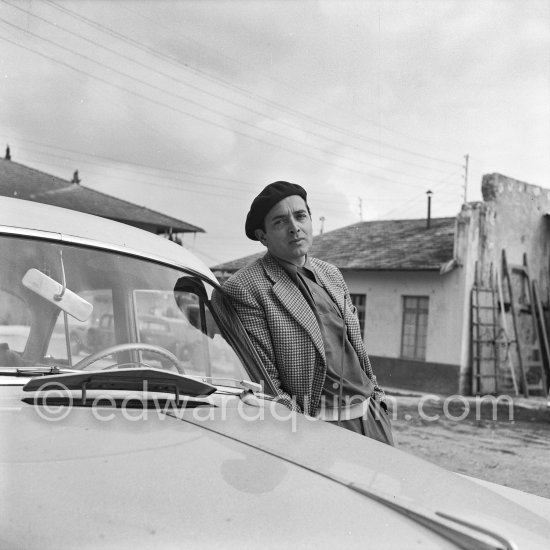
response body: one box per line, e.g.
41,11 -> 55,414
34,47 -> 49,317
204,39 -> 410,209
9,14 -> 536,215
386,391 -> 550,499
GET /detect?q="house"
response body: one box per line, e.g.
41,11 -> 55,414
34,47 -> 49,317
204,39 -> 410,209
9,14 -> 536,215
212,173 -> 550,398
0,147 -> 204,239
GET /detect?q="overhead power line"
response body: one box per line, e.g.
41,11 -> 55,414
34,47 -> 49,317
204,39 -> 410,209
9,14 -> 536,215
1,136 -> 366,205
44,0 -> 460,169
5,141 -> 461,220
0,10 -> 451,186
0,27 -> 439,188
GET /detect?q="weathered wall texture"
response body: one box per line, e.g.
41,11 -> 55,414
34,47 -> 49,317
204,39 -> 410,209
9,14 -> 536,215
456,173 -> 550,395
341,173 -> 549,396
480,173 -> 550,287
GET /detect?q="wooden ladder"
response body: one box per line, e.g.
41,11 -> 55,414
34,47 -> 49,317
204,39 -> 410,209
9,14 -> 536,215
531,279 -> 550,397
471,262 -> 500,394
502,251 -> 549,397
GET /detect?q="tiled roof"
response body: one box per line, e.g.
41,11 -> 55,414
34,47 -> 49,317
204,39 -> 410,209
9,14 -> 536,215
213,250 -> 264,274
0,158 -> 204,234
212,217 -> 456,273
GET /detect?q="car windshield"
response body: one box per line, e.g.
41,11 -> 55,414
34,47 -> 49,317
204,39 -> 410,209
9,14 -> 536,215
0,234 -> 256,389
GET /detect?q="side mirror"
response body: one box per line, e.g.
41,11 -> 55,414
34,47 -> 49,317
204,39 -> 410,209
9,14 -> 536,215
22,268 -> 93,322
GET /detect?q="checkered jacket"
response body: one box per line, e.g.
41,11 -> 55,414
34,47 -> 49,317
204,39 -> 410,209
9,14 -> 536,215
222,252 -> 383,416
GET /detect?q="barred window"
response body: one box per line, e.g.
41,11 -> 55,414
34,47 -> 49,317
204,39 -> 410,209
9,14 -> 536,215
350,293 -> 366,337
401,296 -> 429,360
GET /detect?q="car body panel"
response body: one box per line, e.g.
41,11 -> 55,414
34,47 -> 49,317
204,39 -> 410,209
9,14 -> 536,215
1,196 -> 550,549
0,196 -> 213,279
2,385 -> 550,549
459,474 -> 550,523
176,402 -> 550,547
0,390 -> 459,550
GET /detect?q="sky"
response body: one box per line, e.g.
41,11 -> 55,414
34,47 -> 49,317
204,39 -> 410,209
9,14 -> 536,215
1,0 -> 549,267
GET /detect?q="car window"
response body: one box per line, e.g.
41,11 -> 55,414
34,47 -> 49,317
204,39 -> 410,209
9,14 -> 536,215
0,234 -> 259,389
47,290 -> 115,367
134,289 -> 245,381
0,290 -> 31,367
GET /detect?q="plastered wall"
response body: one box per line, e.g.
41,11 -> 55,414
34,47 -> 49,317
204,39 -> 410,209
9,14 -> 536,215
343,269 -> 463,366
456,173 -> 550,394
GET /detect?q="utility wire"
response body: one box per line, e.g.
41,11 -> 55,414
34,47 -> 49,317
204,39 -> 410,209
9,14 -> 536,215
0,32 -> 391,183
0,27 -> 439,188
11,149 -> 377,216
3,0 -> 456,178
41,0 -> 462,169
45,0 -> 459,166
12,150 -> 430,219
1,136 -> 364,205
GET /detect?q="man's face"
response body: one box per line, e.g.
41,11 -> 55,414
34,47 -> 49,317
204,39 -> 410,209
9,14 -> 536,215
256,195 -> 313,266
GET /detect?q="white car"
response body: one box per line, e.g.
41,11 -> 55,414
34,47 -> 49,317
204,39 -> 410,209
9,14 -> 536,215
1,196 -> 549,549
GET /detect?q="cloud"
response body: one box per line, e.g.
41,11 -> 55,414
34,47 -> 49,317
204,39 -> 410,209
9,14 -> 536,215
1,0 -> 548,264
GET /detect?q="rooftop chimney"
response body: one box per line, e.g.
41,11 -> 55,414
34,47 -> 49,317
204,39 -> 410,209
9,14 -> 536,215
5,145 -> 11,160
426,190 -> 433,229
71,170 -> 81,184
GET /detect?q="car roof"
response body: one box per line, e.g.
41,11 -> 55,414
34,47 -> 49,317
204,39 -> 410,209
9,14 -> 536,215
0,196 -> 215,281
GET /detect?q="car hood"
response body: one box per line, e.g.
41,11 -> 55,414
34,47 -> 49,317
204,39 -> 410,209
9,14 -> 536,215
1,394 -> 549,549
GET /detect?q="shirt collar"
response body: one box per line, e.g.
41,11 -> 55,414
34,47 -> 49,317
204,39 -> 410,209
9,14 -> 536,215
273,255 -> 316,282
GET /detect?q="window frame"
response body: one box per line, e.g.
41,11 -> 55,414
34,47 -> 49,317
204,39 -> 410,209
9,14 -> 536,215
350,293 -> 366,337
400,295 -> 429,361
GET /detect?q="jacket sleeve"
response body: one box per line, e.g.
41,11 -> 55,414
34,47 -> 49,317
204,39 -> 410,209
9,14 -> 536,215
223,277 -> 302,413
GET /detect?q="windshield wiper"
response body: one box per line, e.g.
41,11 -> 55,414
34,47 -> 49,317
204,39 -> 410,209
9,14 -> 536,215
191,376 -> 271,397
22,367 -> 216,405
190,377 -> 274,407
12,365 -> 82,376
192,377 -> 263,392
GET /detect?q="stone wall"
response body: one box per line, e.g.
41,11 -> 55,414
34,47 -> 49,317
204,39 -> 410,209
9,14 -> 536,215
458,173 -> 550,395
481,173 -> 550,288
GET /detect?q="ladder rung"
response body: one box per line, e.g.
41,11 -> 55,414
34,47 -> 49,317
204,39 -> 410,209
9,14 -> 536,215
472,341 -> 497,345
474,340 -> 494,349
472,341 -> 496,345
471,318 -> 499,322
472,339 -> 498,348
473,288 -> 496,293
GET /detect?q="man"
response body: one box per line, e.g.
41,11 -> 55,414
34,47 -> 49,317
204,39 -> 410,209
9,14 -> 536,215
223,181 -> 392,444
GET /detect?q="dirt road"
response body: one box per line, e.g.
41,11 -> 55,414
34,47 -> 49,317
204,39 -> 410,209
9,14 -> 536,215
387,391 -> 550,499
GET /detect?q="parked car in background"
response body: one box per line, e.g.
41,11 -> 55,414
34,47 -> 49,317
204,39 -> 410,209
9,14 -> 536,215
137,314 -> 178,351
1,196 -> 550,549
70,312 -> 184,359
69,312 -> 115,355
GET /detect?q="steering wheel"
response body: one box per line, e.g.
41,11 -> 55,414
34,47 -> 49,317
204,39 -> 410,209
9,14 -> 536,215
74,343 -> 185,374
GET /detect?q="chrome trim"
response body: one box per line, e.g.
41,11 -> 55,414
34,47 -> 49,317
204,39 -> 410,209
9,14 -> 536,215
0,225 -> 217,286
437,511 -> 518,550
0,225 -> 62,240
350,482 -> 517,550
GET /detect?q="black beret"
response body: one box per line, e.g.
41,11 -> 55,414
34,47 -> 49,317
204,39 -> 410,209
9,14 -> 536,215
245,181 -> 308,241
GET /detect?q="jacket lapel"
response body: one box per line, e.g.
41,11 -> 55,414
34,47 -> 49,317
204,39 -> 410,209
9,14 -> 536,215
261,254 -> 325,358
314,265 -> 360,353
315,267 -> 346,316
